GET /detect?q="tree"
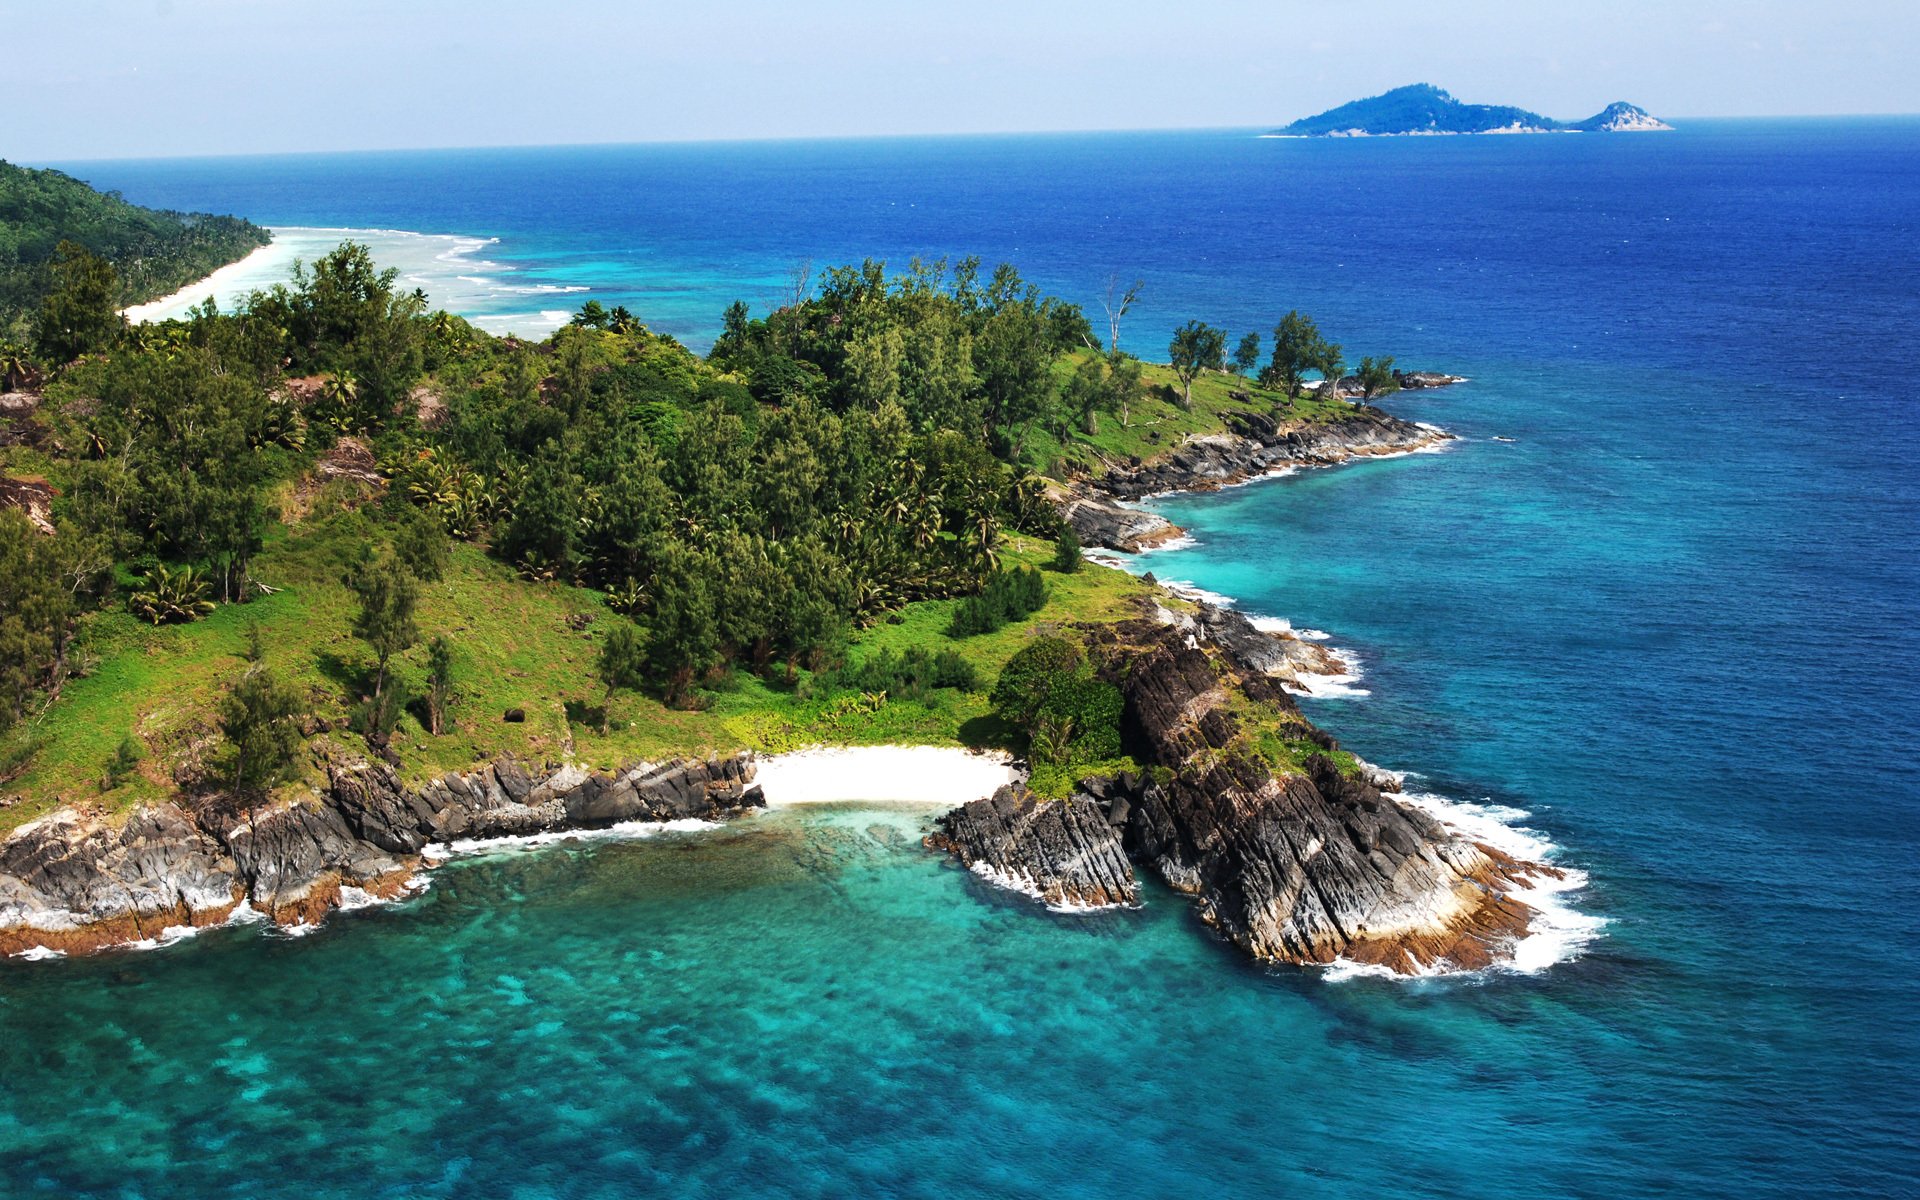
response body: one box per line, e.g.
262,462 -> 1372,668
34,242 -> 123,364
643,545 -> 720,705
425,635 -> 455,735
974,303 -> 1052,452
102,735 -> 143,791
989,635 -> 1085,730
594,620 -> 647,733
217,664 -> 304,799
1312,340 -> 1345,401
1168,321 -> 1227,410
1354,355 -> 1399,400
395,506 -> 450,583
1099,275 -> 1143,352
1265,310 -> 1328,398
0,342 -> 35,391
0,510 -> 72,729
1052,525 -> 1083,573
347,551 -> 419,728
1231,332 -> 1261,377
571,300 -> 609,329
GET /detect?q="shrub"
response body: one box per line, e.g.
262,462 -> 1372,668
1051,526 -> 1083,573
129,563 -> 216,625
989,636 -> 1084,728
948,566 -> 1048,637
818,645 -> 979,702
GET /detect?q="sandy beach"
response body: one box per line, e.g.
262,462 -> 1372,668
754,746 -> 1018,807
121,240 -> 295,323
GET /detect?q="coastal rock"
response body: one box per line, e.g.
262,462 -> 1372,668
222,798 -> 412,923
1392,370 -> 1468,390
931,621 -> 1550,973
0,752 -> 761,955
1057,485 -> 1185,553
0,804 -> 241,953
929,783 -> 1138,909
1077,406 -> 1451,516
1095,620 -> 1543,971
1189,602 -> 1347,687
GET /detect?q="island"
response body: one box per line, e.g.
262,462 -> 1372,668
0,171 -> 1555,976
1269,83 -> 1672,137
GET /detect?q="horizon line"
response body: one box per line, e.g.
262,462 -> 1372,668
21,112 -> 1920,167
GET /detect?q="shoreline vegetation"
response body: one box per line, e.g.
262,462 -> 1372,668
0,178 -> 1573,973
1,158 -> 269,341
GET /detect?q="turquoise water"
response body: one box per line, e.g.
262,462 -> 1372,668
9,124 -> 1918,1196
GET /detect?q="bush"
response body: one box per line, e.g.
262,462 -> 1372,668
818,645 -> 979,702
128,563 -> 216,625
1038,675 -> 1123,761
1051,526 -> 1083,573
948,566 -> 1048,637
990,635 -> 1122,767
989,636 -> 1084,727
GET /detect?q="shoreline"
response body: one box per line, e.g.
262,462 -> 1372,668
754,746 -> 1018,807
121,239 -> 293,322
121,224 -> 591,336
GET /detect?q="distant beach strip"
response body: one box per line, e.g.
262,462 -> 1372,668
121,226 -> 587,337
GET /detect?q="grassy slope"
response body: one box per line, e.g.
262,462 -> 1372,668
1,352 -> 1369,834
1024,353 -> 1354,479
0,518 -> 1169,833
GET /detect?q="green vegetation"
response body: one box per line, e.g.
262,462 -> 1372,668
948,566 -> 1048,637
0,213 -> 1395,831
988,635 -> 1128,797
2,158 -> 269,339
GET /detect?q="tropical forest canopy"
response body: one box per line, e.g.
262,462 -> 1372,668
0,158 -> 269,338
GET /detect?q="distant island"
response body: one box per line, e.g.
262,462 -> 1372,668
1269,83 -> 1672,138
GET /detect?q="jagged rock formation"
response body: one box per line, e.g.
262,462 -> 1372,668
1058,405 -> 1452,553
932,620 -> 1552,973
1186,601 -> 1346,687
1054,485 -> 1184,552
0,753 -> 760,955
930,782 -> 1137,909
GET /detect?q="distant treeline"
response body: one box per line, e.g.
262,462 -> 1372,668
0,159 -> 270,337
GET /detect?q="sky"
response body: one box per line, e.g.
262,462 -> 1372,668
5,0 -> 1918,161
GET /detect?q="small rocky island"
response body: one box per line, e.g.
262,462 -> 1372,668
1271,83 -> 1671,137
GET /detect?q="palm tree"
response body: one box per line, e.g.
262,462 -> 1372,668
322,370 -> 361,431
0,343 -> 33,392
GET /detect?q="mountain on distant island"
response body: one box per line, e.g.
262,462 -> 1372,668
1269,84 -> 1672,137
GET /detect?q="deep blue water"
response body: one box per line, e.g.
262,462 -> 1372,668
9,122 -> 1919,1198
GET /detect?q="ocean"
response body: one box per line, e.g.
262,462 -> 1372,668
8,121 -> 1918,1198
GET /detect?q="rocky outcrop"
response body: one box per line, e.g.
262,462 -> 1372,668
1055,485 -> 1183,553
1186,602 -> 1348,690
0,804 -> 242,954
1103,406 -> 1450,503
930,782 -> 1137,909
0,753 -> 761,956
1059,405 -> 1454,552
1392,370 -> 1468,390
0,476 -> 56,534
932,620 -> 1551,973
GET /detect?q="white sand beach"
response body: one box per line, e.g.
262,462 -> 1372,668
121,240 -> 297,323
754,746 -> 1018,807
